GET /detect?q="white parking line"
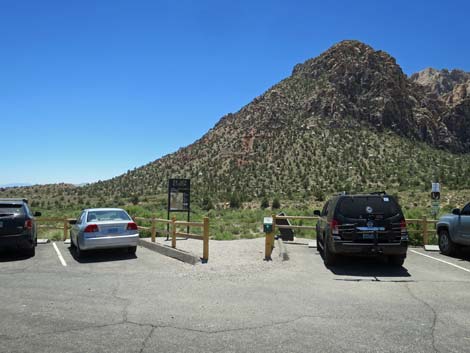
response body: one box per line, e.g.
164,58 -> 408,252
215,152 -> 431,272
410,249 -> 470,274
52,242 -> 67,267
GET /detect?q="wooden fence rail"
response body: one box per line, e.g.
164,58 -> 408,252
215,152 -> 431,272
265,215 -> 438,260
36,217 -> 74,241
134,216 -> 210,262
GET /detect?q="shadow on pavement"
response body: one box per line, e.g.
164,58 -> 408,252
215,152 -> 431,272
326,256 -> 411,278
67,246 -> 137,263
0,249 -> 32,262
448,247 -> 470,262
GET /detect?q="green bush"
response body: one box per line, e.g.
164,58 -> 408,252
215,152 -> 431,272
260,198 -> 269,209
272,198 -> 281,209
230,194 -> 241,209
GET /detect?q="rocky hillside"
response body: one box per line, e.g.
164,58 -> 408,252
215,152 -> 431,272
2,40 -> 470,207
411,68 -> 470,104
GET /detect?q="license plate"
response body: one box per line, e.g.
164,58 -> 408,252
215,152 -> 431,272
107,228 -> 119,234
0,221 -> 3,228
356,227 -> 385,231
363,234 -> 375,240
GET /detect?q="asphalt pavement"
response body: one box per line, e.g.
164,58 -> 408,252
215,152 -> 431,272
1,240 -> 469,353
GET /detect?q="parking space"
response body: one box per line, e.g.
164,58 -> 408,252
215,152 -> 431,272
1,241 -> 470,353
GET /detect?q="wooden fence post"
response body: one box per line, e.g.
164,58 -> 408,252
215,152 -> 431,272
202,217 -> 209,263
264,214 -> 276,261
151,218 -> 156,243
171,216 -> 177,248
271,214 -> 276,258
63,219 -> 68,241
423,216 -> 428,246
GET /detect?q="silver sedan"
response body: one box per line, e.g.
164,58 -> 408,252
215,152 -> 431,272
69,208 -> 139,258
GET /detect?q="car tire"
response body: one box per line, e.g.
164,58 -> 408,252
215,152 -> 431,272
388,255 -> 405,266
323,236 -> 338,266
75,241 -> 84,259
317,236 -> 323,254
128,246 -> 137,255
70,237 -> 76,249
438,229 -> 456,256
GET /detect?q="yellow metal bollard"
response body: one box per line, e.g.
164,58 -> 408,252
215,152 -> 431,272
202,217 -> 209,263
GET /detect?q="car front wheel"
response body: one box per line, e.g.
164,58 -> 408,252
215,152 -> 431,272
438,229 -> 456,256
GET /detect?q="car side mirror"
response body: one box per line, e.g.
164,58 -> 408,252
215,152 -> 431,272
69,219 -> 77,225
452,208 -> 461,216
34,211 -> 41,217
313,210 -> 321,216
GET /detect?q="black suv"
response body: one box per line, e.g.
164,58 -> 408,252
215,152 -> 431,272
314,192 -> 408,266
0,199 -> 41,257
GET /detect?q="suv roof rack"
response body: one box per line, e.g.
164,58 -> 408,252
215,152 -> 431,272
0,198 -> 28,203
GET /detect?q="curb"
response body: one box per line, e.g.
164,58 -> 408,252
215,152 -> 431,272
37,239 -> 50,244
138,239 -> 199,265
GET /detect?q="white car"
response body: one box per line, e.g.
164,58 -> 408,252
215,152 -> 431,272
69,208 -> 139,258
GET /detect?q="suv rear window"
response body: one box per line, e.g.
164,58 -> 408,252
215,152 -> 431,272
337,196 -> 401,219
0,203 -> 24,214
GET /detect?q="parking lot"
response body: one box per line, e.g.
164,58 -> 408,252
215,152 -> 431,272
1,240 -> 470,353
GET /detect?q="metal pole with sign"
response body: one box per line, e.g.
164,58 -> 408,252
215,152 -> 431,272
167,179 -> 191,240
431,182 -> 440,218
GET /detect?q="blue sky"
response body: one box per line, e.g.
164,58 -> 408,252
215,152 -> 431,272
1,0 -> 469,185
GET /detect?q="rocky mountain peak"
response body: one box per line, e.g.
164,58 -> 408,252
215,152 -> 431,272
411,68 -> 470,105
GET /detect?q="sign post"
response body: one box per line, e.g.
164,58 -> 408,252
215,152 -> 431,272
167,179 -> 191,240
431,182 -> 440,218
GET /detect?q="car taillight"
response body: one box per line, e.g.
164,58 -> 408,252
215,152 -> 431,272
24,220 -> 33,230
84,224 -> 99,233
127,222 -> 138,231
331,219 -> 340,235
400,219 -> 407,233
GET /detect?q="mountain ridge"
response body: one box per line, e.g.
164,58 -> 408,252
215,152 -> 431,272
2,40 -> 470,206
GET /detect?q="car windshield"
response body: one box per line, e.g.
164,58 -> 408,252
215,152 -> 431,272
0,204 -> 24,214
337,196 -> 401,219
86,210 -> 131,222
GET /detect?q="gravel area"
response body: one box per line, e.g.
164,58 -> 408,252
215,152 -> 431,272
147,236 -> 313,274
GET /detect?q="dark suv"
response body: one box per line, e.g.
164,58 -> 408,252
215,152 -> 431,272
0,199 -> 41,257
314,192 -> 408,266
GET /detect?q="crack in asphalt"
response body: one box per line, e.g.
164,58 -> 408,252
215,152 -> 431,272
111,278 -> 131,323
404,283 -> 440,353
138,327 -> 156,353
0,314 -> 328,353
126,313 -> 326,336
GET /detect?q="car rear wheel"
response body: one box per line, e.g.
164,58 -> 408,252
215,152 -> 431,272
317,235 -> 324,254
75,241 -> 85,259
24,244 -> 35,257
388,255 -> 405,266
323,237 -> 338,266
438,229 -> 456,256
70,237 -> 76,249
